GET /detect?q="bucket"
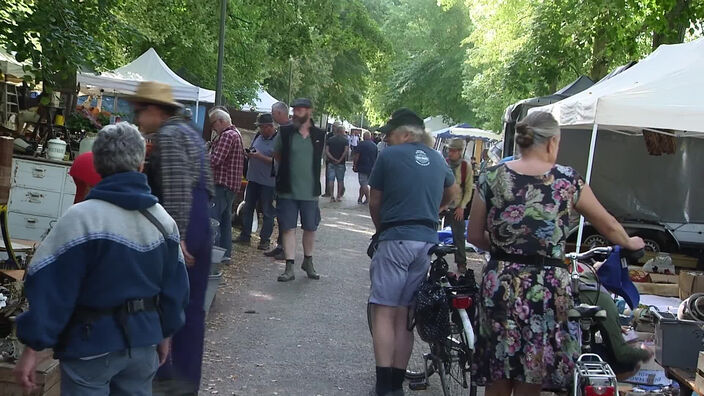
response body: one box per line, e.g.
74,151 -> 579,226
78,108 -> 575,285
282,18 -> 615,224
204,272 -> 222,312
79,133 -> 98,155
47,138 -> 67,161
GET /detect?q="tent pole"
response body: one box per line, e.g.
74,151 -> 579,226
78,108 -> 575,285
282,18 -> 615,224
195,96 -> 200,127
575,123 -> 599,253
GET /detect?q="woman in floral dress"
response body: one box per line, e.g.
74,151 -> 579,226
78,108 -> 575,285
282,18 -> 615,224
467,111 -> 644,396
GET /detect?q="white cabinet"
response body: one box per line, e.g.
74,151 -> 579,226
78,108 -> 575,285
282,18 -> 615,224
9,187 -> 62,218
7,212 -> 56,242
7,157 -> 76,241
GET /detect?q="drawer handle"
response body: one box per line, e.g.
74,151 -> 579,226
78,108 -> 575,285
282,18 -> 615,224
26,218 -> 37,228
26,192 -> 43,203
31,168 -> 46,178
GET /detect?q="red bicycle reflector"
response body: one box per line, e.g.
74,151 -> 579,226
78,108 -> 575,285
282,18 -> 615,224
585,386 -> 615,396
451,295 -> 472,310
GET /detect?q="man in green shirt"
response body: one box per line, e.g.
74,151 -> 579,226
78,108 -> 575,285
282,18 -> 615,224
273,98 -> 326,282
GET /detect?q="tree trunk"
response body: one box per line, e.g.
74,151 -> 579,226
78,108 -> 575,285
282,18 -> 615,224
590,25 -> 609,82
652,0 -> 689,50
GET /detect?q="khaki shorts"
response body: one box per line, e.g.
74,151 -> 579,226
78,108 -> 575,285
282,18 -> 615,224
369,240 -> 433,307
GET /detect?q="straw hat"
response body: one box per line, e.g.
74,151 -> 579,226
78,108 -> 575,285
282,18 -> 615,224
129,81 -> 183,108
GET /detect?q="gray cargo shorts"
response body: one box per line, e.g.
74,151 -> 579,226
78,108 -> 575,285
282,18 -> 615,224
369,240 -> 434,307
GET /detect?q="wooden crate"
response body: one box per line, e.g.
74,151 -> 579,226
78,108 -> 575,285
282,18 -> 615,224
0,351 -> 60,396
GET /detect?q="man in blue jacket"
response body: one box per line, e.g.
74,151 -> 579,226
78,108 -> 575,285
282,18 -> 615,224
13,122 -> 189,395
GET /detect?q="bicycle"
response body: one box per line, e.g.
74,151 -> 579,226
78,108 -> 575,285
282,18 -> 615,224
408,244 -> 478,396
367,244 -> 478,396
563,245 -> 644,396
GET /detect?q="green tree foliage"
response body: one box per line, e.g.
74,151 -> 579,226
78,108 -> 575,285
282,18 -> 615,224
364,0 -> 475,125
0,0 -> 125,91
264,0 -> 388,120
1,0 -> 386,113
458,0 -> 704,131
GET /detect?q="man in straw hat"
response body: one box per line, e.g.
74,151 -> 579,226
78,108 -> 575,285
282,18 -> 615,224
368,108 -> 458,395
444,138 -> 474,273
238,113 -> 278,250
130,81 -> 214,395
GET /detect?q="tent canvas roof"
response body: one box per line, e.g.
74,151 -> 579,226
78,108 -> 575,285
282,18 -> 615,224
77,48 -> 215,102
432,123 -> 500,140
532,38 -> 704,134
0,50 -> 32,81
240,88 -> 281,113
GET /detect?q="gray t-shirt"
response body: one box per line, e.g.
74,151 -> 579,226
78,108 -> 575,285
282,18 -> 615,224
369,142 -> 455,243
246,133 -> 276,187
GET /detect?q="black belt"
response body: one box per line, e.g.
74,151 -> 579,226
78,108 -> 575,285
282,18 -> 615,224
59,296 -> 160,356
379,219 -> 437,233
491,251 -> 566,268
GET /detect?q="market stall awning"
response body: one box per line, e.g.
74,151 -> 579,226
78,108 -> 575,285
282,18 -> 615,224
431,123 -> 500,140
240,88 -> 281,113
532,38 -> 704,135
77,48 -> 214,103
0,50 -> 32,81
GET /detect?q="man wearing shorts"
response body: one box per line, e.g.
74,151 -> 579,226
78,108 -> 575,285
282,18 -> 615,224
325,124 -> 349,202
353,131 -> 377,204
368,108 -> 458,396
273,98 -> 325,282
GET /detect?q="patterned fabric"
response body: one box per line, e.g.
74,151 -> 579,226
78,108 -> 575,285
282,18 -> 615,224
478,164 -> 584,259
472,163 -> 585,387
210,125 -> 244,193
146,117 -> 215,238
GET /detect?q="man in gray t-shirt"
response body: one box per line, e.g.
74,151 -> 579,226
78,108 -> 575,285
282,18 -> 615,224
238,113 -> 277,250
367,108 -> 458,396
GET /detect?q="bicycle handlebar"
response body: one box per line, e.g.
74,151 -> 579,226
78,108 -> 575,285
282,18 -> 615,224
566,246 -> 645,263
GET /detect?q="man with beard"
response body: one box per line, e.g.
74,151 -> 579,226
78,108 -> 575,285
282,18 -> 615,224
273,98 -> 325,282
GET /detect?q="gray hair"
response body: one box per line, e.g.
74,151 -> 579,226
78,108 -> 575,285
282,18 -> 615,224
92,122 -> 146,177
392,124 -> 434,147
209,108 -> 231,124
515,111 -> 560,149
363,131 -> 372,140
271,101 -> 289,114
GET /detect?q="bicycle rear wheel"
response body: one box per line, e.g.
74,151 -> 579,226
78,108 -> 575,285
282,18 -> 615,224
437,330 -> 472,395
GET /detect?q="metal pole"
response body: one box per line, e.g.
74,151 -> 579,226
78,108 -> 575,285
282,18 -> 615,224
575,123 -> 600,253
215,0 -> 227,105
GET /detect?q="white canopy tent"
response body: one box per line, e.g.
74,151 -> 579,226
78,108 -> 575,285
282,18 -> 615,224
530,37 -> 704,250
424,115 -> 452,132
78,48 -> 283,121
240,88 -> 281,113
77,48 -> 215,120
0,50 -> 32,81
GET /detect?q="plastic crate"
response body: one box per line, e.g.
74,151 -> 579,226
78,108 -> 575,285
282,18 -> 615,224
653,310 -> 704,369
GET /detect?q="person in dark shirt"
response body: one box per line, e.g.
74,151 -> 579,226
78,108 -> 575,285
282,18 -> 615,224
352,131 -> 377,204
325,125 -> 349,202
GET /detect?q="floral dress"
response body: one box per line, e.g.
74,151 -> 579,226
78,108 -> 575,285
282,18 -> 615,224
471,163 -> 585,387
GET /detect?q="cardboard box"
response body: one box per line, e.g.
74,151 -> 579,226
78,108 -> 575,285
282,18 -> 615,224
679,271 -> 704,300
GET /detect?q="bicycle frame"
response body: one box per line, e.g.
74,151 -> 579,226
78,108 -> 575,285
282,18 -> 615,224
565,246 -> 619,396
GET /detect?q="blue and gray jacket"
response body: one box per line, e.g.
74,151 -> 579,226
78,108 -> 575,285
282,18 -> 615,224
16,171 -> 189,359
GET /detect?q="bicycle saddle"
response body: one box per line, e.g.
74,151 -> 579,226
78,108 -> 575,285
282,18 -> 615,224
568,304 -> 607,320
428,244 -> 457,257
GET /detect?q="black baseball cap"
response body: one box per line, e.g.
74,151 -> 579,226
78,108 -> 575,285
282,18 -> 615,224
255,113 -> 274,125
378,108 -> 424,134
291,98 -> 313,108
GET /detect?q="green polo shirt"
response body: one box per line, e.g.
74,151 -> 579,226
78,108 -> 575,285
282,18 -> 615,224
274,131 -> 317,201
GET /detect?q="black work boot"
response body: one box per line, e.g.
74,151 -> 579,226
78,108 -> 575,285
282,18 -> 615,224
301,256 -> 320,280
277,260 -> 295,282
